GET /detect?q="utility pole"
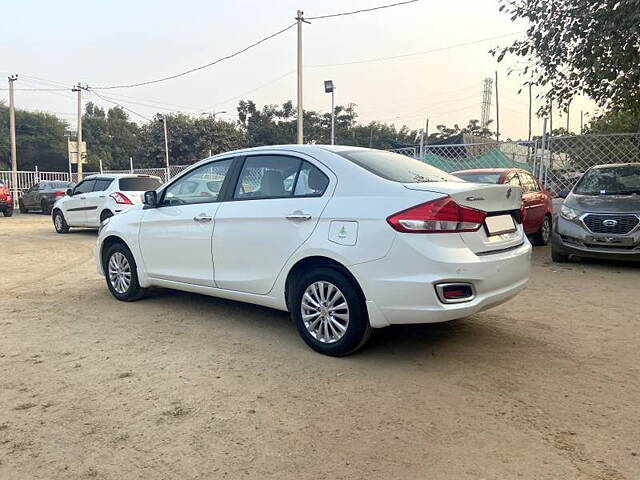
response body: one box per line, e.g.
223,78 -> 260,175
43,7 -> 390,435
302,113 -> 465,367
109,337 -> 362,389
296,10 -> 307,144
494,71 -> 500,142
162,116 -> 170,179
330,87 -> 335,145
549,99 -> 553,135
528,83 -> 532,142
72,83 -> 85,180
425,117 -> 429,142
566,100 -> 570,133
580,110 -> 584,134
129,156 -> 134,173
8,74 -> 18,205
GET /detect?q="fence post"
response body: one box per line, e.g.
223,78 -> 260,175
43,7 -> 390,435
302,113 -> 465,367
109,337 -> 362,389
35,165 -> 39,182
539,118 -> 549,188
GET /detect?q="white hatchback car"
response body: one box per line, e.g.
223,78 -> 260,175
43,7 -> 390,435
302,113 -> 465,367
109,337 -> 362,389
96,146 -> 531,356
52,174 -> 162,233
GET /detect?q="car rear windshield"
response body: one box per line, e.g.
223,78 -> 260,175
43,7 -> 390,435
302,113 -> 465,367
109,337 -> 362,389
119,177 -> 162,191
45,181 -> 71,189
454,172 -> 503,184
573,165 -> 640,195
336,150 -> 462,183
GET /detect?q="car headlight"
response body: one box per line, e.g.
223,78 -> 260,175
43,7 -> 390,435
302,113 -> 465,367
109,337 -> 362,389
98,216 -> 111,235
560,205 -> 579,220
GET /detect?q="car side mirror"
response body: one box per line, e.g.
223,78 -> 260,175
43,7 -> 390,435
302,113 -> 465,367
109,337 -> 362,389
558,189 -> 570,199
66,188 -> 73,196
143,190 -> 158,208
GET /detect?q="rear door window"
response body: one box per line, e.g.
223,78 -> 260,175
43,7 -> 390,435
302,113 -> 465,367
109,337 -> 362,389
234,156 -> 302,200
93,179 -> 113,191
119,177 -> 162,191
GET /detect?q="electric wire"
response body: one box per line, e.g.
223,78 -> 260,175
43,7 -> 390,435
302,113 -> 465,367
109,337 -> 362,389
306,0 -> 419,20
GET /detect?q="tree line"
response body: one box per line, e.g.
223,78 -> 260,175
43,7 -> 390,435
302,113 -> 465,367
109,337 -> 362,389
0,98 -> 503,172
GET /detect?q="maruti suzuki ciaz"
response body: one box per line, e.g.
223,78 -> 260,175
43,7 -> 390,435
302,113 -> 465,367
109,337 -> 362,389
96,146 -> 531,356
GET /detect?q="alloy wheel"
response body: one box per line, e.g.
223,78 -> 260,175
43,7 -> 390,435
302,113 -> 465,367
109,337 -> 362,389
108,252 -> 132,294
301,281 -> 350,343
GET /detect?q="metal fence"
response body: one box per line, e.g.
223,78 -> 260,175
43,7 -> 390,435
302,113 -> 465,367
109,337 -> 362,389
0,166 -> 192,205
391,133 -> 640,196
3,133 -> 639,205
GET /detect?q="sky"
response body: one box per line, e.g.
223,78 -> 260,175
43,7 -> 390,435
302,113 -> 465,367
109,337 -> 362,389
0,0 -> 596,141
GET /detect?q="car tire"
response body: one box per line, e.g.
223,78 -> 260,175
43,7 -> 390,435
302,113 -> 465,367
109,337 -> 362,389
291,267 -> 371,357
104,243 -> 146,302
41,199 -> 51,215
532,214 -> 552,246
18,200 -> 27,214
551,247 -> 570,263
2,208 -> 13,217
52,210 -> 70,233
100,210 -> 114,222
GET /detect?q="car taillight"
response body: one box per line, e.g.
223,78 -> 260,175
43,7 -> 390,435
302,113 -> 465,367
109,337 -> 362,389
386,196 -> 486,233
54,191 -> 65,198
109,192 -> 132,205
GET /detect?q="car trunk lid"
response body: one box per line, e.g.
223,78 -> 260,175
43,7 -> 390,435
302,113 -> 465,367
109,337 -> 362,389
403,182 -> 526,254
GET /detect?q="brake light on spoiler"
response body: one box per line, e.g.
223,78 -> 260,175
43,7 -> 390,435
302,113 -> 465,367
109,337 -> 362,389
387,196 -> 486,233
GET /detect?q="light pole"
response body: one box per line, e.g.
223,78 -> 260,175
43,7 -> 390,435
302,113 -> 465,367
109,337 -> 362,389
324,80 -> 335,145
160,115 -> 170,180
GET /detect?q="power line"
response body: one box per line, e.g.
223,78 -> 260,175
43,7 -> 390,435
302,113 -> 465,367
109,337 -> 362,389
0,87 -> 68,91
307,31 -> 524,68
88,89 -> 153,122
307,0 -> 419,20
92,23 -> 297,90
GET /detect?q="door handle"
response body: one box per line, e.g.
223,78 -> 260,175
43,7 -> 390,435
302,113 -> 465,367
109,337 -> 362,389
286,213 -> 312,221
80,196 -> 86,199
99,195 -> 106,198
193,215 -> 213,223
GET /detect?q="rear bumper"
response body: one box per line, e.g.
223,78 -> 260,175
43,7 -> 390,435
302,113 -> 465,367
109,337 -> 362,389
552,216 -> 640,262
351,235 -> 531,327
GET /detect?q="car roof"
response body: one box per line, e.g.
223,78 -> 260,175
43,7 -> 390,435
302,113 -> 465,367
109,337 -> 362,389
451,168 -> 511,174
590,162 -> 640,169
83,173 -> 161,180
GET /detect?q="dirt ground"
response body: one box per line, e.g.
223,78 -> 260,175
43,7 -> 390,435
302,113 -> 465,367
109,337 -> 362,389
1,214 -> 639,480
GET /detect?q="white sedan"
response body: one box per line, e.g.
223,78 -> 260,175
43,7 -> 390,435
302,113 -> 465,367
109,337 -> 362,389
95,146 -> 531,356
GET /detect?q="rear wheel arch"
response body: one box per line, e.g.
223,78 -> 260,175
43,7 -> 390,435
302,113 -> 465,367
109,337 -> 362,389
284,256 -> 367,312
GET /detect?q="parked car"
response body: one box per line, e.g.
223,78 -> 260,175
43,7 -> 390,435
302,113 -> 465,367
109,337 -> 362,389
96,146 -> 531,356
551,163 -> 640,262
452,168 -> 553,245
19,180 -> 73,214
52,174 -> 162,233
0,179 -> 14,217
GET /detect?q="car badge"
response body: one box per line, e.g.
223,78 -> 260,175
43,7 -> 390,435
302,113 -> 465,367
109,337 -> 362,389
602,219 -> 618,227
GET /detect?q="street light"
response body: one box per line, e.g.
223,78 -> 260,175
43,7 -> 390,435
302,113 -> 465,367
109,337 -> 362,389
201,111 -> 227,120
324,80 -> 335,145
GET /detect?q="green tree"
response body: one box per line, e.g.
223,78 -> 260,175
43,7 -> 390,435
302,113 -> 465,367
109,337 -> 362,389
494,0 -> 640,114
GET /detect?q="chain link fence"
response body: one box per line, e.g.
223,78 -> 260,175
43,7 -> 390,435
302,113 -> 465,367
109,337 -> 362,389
391,133 -> 640,197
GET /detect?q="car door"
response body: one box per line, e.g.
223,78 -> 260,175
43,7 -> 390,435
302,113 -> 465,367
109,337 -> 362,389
520,171 -> 546,234
85,178 -> 113,226
64,179 -> 96,226
213,153 -> 333,295
23,183 -> 39,208
139,158 -> 234,287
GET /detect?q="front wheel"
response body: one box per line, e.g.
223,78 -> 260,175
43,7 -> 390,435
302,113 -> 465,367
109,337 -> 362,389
104,244 -> 146,301
551,247 -> 570,263
291,268 -> 371,356
2,208 -> 13,217
41,199 -> 51,215
53,210 -> 69,233
18,200 -> 27,214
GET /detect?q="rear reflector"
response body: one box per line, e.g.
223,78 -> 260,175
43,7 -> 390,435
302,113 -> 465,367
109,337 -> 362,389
435,283 -> 475,304
387,196 -> 486,233
109,192 -> 133,205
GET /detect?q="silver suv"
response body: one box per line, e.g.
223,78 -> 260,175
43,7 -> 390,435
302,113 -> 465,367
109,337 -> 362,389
551,163 -> 640,262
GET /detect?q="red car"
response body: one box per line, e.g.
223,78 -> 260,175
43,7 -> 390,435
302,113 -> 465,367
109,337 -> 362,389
0,179 -> 14,217
452,168 -> 553,246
